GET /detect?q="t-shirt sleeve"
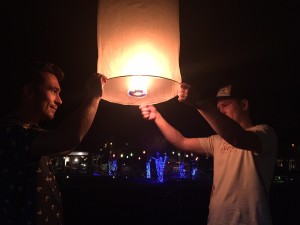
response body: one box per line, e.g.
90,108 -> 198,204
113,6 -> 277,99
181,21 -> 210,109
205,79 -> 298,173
247,124 -> 278,156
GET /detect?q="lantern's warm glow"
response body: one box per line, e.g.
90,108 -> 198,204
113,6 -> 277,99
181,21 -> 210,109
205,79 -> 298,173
97,0 -> 181,105
128,76 -> 149,97
117,44 -> 168,76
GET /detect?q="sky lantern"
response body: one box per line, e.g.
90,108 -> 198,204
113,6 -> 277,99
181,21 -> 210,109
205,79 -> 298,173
97,0 -> 181,105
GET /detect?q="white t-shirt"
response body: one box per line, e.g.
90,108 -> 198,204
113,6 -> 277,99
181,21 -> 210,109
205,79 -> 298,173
199,124 -> 278,225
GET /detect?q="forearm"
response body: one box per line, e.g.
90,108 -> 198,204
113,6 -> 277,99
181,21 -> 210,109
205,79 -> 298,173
60,96 -> 101,142
197,102 -> 259,151
200,107 -> 242,141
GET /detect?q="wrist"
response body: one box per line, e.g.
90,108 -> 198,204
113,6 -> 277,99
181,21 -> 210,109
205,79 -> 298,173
154,112 -> 162,122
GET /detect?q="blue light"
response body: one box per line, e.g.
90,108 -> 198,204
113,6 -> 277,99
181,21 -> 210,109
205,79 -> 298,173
92,172 -> 101,176
191,167 -> 198,179
146,159 -> 152,179
154,152 -> 168,183
145,152 -> 168,182
179,162 -> 185,178
108,160 -> 117,176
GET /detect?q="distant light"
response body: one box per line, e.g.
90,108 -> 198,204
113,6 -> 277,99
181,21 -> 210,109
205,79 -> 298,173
68,151 -> 88,156
64,157 -> 70,166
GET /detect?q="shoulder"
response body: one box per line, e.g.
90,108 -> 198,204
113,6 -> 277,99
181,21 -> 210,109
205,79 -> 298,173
248,124 -> 278,154
200,134 -> 224,148
247,124 -> 277,137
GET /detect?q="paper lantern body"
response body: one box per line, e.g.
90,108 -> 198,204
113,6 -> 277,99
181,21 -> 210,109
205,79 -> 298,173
97,0 -> 181,105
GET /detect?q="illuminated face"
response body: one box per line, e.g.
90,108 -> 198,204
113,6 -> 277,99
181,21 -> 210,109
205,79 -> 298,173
217,98 -> 245,122
34,72 -> 62,120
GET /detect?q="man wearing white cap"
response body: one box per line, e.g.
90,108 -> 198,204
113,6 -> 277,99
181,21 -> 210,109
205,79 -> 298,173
139,82 -> 277,225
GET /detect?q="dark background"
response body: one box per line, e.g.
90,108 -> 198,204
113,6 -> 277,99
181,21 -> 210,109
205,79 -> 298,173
1,1 -> 299,225
2,0 -> 298,151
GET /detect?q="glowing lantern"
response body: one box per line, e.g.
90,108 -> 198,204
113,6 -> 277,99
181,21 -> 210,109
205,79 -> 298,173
97,0 -> 181,105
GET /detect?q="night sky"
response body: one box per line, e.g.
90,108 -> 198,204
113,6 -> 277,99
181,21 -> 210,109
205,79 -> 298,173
2,0 -> 297,152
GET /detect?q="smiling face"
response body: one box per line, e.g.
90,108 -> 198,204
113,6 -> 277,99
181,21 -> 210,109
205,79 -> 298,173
33,72 -> 62,120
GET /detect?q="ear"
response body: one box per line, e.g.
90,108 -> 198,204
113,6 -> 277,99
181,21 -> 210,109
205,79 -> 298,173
241,99 -> 249,110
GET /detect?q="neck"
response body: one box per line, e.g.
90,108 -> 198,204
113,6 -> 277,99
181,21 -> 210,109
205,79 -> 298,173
13,106 -> 40,125
239,116 -> 253,129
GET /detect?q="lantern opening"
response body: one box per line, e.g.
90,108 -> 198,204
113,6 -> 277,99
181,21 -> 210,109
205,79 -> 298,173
127,75 -> 148,97
128,89 -> 147,98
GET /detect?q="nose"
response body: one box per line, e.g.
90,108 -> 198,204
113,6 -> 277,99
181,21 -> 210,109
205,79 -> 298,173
55,94 -> 63,105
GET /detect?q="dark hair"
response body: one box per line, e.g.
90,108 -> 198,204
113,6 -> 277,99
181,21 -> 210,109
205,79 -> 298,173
23,61 -> 64,85
12,61 -> 65,107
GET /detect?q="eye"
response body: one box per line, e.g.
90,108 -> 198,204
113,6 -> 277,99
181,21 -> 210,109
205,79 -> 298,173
51,88 -> 60,94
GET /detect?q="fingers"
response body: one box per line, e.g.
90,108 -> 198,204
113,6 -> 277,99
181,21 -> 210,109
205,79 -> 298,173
139,105 -> 152,120
139,105 -> 149,114
139,105 -> 146,110
178,91 -> 186,102
178,82 -> 200,106
85,73 -> 107,98
180,83 -> 191,90
98,73 -> 107,85
91,73 -> 107,88
178,83 -> 189,102
142,113 -> 150,119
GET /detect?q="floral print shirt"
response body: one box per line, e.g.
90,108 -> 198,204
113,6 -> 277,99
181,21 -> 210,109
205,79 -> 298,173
0,120 -> 63,225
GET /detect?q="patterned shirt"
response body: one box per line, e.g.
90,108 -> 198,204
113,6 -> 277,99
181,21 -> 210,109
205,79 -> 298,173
0,119 -> 64,225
